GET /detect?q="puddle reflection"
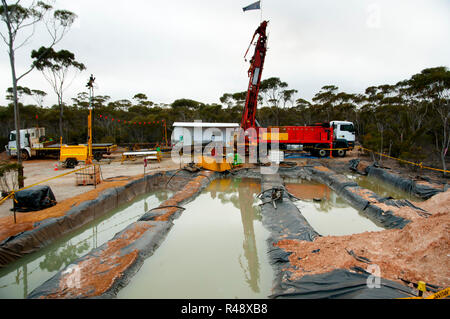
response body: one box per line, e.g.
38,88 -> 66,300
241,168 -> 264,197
0,190 -> 171,299
345,173 -> 423,202
285,179 -> 385,236
118,178 -> 273,299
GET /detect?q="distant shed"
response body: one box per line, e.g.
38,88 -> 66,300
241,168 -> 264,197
171,122 -> 239,147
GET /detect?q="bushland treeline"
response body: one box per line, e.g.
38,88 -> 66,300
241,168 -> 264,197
0,66 -> 448,171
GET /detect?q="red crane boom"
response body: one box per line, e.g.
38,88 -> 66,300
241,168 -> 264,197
238,21 -> 339,159
240,21 -> 269,131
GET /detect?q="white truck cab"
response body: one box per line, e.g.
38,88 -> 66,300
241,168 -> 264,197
330,121 -> 356,149
6,127 -> 46,160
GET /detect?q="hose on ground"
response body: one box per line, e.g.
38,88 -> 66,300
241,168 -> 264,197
147,205 -> 186,212
257,186 -> 300,201
97,164 -> 133,183
165,169 -> 184,187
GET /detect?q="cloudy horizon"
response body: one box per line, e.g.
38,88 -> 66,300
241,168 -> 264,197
1,0 -> 449,107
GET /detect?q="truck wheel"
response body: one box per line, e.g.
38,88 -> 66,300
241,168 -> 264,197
20,150 -> 29,161
66,158 -> 78,169
318,149 -> 329,158
94,152 -> 103,161
337,149 -> 346,157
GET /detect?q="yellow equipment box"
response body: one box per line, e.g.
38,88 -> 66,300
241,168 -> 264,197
196,155 -> 233,172
60,145 -> 88,163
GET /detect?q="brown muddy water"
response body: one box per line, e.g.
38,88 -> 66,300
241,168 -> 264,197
0,190 -> 172,299
284,178 -> 385,236
117,178 -> 274,299
345,173 -> 423,202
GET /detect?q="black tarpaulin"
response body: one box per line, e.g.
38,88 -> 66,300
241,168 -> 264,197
271,269 -> 415,299
349,159 -> 363,174
14,185 -> 57,212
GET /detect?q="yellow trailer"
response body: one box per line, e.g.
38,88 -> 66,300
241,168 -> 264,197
60,145 -> 88,168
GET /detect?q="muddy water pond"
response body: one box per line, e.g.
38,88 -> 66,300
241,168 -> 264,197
117,178 -> 274,299
346,173 -> 423,202
0,190 -> 172,299
284,179 -> 384,236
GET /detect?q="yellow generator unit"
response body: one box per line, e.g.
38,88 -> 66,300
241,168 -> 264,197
196,155 -> 233,172
60,145 -> 88,168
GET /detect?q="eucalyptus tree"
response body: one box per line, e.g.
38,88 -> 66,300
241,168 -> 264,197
1,0 -> 77,187
31,89 -> 47,108
259,77 -> 289,125
363,85 -> 394,161
6,86 -> 31,102
312,85 -> 339,122
259,77 -> 288,108
294,98 -> 312,125
219,93 -> 233,109
133,93 -> 153,107
281,89 -> 298,108
31,47 -> 86,141
408,67 -> 450,175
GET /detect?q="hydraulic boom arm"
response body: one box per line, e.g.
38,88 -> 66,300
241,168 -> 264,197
240,21 -> 269,131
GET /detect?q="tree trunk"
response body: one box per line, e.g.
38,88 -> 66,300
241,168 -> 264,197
11,67 -> 24,188
441,151 -> 447,178
3,1 -> 24,188
58,95 -> 64,143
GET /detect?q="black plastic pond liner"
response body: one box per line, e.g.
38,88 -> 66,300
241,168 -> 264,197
340,186 -> 411,229
258,171 -> 414,299
349,159 -> 364,174
349,159 -> 444,200
303,166 -> 411,229
270,269 -> 415,299
0,172 -> 167,268
13,185 -> 57,212
366,166 -> 444,200
258,173 -> 322,297
268,246 -> 293,265
27,220 -> 174,299
27,170 -> 217,298
260,174 -> 319,242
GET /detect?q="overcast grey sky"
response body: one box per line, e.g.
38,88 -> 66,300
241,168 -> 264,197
1,0 -> 449,107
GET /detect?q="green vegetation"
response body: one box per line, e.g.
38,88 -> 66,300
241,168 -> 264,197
0,66 -> 448,172
0,161 -> 22,194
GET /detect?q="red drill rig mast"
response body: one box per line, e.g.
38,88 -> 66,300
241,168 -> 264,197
240,20 -> 268,131
239,21 -> 337,158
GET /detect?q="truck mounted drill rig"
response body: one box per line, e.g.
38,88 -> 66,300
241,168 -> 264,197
239,21 -> 355,158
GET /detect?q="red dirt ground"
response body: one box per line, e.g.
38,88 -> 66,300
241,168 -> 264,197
275,189 -> 450,294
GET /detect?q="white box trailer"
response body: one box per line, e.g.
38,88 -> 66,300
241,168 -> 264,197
171,122 -> 240,147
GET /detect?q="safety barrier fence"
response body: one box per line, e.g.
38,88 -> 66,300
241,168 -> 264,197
356,146 -> 449,174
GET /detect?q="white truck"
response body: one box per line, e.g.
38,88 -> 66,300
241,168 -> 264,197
330,120 -> 356,157
6,127 -> 49,160
5,127 -> 116,161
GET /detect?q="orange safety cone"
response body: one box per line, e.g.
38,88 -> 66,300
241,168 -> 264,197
54,163 -> 59,171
